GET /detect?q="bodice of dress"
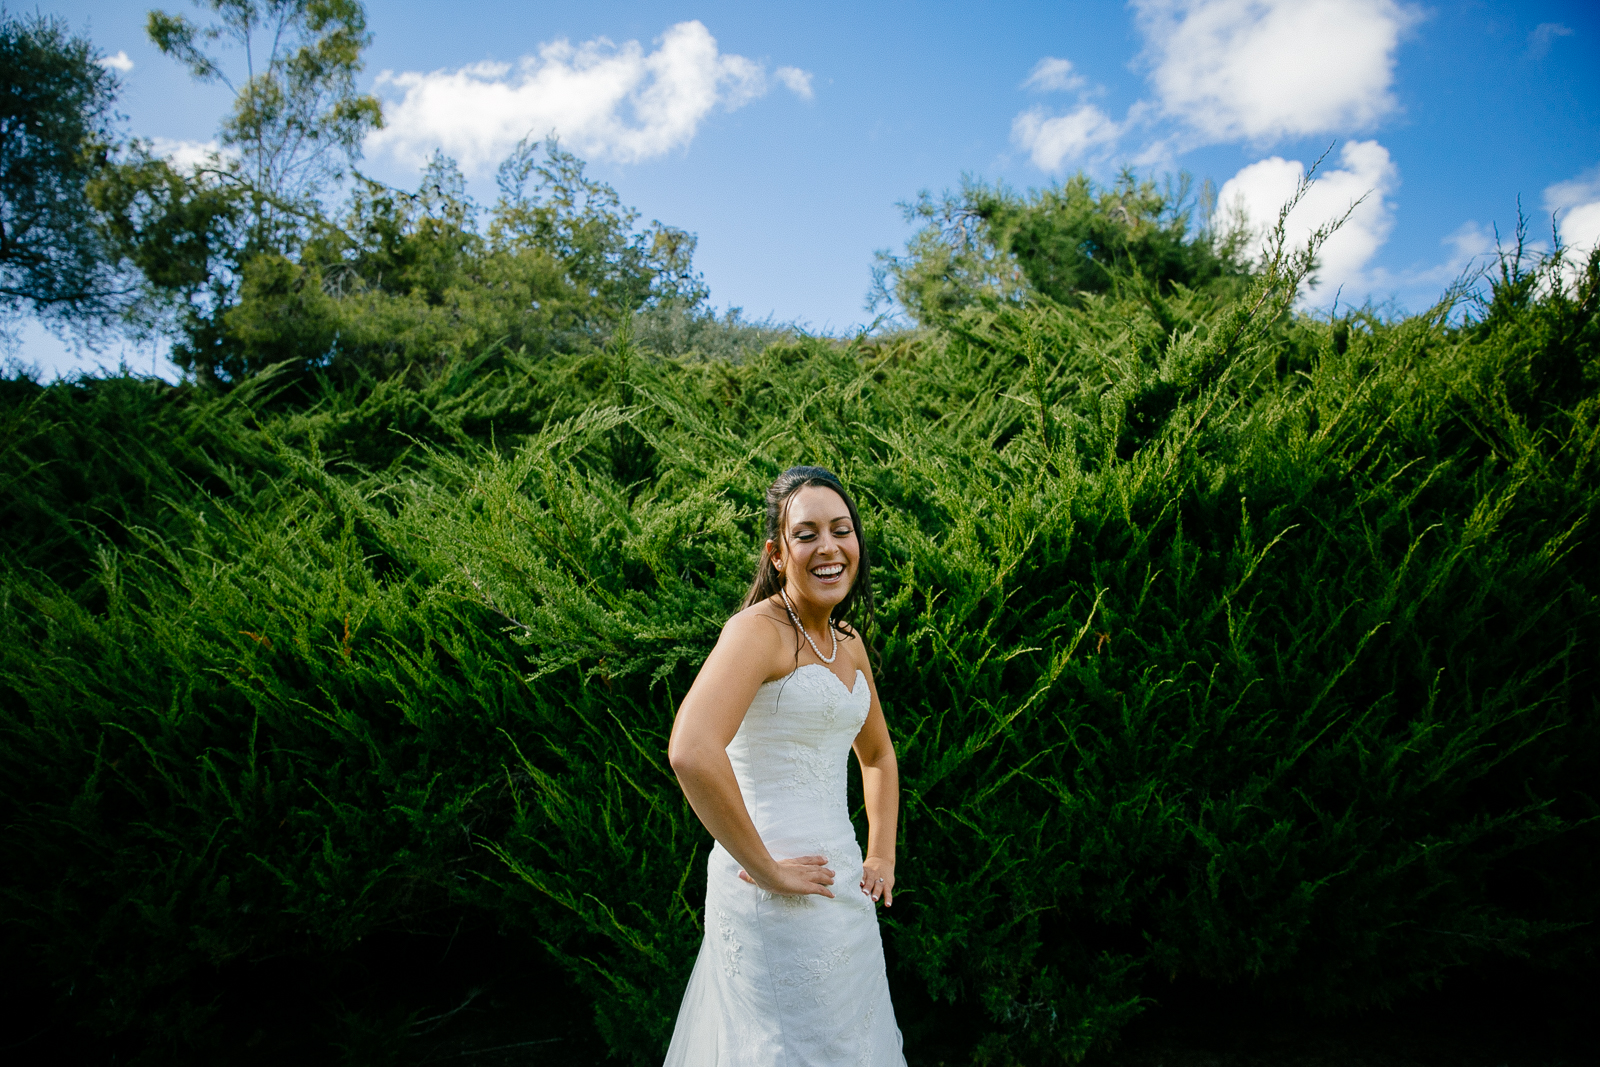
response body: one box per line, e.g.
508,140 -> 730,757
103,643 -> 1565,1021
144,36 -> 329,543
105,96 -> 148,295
723,663 -> 870,864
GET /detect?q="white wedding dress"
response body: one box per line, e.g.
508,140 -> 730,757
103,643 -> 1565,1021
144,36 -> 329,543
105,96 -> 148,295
664,663 -> 908,1066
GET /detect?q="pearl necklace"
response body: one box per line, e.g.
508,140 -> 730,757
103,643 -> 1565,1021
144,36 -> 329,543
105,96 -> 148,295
780,584 -> 838,663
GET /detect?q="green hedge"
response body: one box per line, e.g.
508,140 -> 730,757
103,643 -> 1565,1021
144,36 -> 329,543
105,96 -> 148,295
2,249 -> 1596,1064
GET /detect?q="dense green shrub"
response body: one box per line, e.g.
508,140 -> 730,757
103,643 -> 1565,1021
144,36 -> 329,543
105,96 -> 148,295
2,241 -> 1597,1064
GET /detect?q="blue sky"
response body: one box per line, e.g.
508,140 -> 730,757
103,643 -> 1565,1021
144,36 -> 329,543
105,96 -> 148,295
17,0 -> 1600,379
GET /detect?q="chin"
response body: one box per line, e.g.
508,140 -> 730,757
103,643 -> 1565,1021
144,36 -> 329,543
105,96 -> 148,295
806,579 -> 853,607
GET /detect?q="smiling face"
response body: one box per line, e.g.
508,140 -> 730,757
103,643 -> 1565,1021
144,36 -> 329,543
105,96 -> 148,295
769,485 -> 860,613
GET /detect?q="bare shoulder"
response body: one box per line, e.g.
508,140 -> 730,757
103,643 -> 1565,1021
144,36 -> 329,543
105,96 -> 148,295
716,599 -> 792,671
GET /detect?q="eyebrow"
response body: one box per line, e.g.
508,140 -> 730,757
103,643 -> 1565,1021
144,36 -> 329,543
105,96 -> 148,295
789,515 -> 853,528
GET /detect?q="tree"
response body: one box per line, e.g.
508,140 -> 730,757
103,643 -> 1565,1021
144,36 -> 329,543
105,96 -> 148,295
872,170 -> 1252,327
490,137 -> 708,314
101,4 -> 711,387
0,9 -> 126,341
202,142 -> 712,382
146,0 -> 383,249
88,144 -> 249,380
85,0 -> 381,383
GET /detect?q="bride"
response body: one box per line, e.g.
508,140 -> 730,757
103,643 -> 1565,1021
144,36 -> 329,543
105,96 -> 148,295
664,466 -> 908,1065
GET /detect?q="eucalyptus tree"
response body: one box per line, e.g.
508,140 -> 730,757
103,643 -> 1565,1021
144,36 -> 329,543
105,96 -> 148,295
145,0 -> 383,250
93,0 -> 382,383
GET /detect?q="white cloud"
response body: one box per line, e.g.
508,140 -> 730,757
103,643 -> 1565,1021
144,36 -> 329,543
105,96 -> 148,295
1012,103 -> 1120,170
148,137 -> 225,172
1218,139 -> 1399,296
1023,57 -> 1085,93
1545,164 -> 1600,254
775,65 -> 814,100
1354,220 -> 1496,306
98,50 -> 134,73
1439,221 -> 1496,267
1545,165 -> 1600,214
1009,1 -> 1418,174
1526,22 -> 1573,61
1134,0 -> 1420,142
366,21 -> 804,170
1555,204 -> 1600,256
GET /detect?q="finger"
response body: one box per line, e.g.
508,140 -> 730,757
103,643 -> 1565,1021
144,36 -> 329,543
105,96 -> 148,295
792,855 -> 827,866
813,883 -> 835,899
884,883 -> 893,907
738,870 -> 754,884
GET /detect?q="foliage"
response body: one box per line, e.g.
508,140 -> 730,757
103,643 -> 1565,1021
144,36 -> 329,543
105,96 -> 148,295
91,129 -> 712,386
0,8 -> 127,340
631,301 -> 796,364
207,141 -> 712,383
86,141 -> 248,374
490,135 -> 708,313
873,170 -> 1252,327
146,0 -> 382,235
83,0 -> 380,383
76,2 -> 711,391
2,207 -> 1597,1067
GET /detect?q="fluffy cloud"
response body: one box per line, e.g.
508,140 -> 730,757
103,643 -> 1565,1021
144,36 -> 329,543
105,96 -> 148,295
1012,104 -> 1120,171
1218,140 -> 1398,297
148,137 -> 225,172
1011,0 -> 1418,174
1023,57 -> 1085,93
97,50 -> 134,73
1544,164 -> 1600,255
1134,0 -> 1419,142
1012,56 -> 1112,169
366,21 -> 807,171
774,66 -> 814,100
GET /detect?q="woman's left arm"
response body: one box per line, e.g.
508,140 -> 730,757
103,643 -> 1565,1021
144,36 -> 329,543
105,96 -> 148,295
852,650 -> 899,907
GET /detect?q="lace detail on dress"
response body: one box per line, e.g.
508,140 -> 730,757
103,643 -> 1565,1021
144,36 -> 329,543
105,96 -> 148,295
853,1006 -> 878,1067
785,736 -> 846,799
779,660 -> 843,720
712,904 -> 742,977
776,944 -> 854,992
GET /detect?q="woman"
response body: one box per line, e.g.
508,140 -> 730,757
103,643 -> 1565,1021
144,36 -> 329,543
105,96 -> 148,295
664,466 -> 907,1065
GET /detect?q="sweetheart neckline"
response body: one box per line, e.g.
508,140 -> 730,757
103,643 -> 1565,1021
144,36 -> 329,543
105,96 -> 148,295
764,661 -> 866,697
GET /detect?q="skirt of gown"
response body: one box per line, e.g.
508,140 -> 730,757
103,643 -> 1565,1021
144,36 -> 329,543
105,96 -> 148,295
663,664 -> 907,1066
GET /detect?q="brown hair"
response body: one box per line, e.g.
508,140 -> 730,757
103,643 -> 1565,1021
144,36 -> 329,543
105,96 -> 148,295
742,466 -> 877,650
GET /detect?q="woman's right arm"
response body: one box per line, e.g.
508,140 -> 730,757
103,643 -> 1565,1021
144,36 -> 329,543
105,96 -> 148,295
667,612 -> 836,898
